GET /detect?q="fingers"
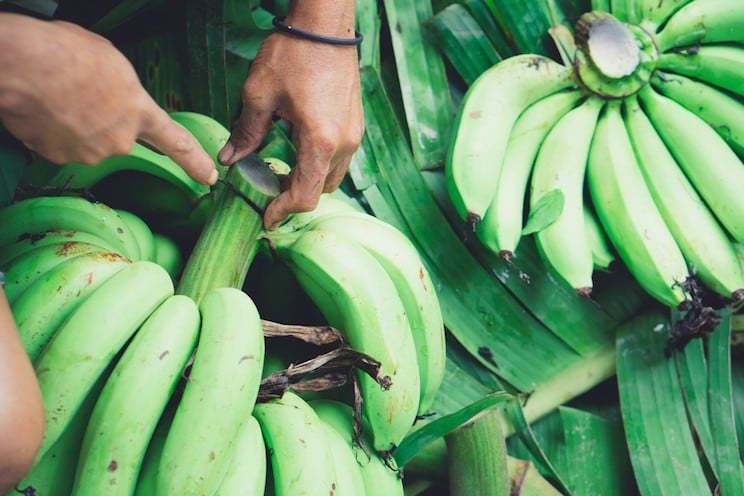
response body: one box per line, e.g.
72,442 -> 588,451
217,105 -> 274,167
138,105 -> 218,185
323,155 -> 352,193
263,152 -> 353,230
263,160 -> 326,230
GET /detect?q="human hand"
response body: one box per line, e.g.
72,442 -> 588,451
0,13 -> 217,185
218,3 -> 363,230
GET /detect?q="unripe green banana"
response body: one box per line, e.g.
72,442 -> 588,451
584,203 -> 616,271
0,195 -> 142,261
2,240 -> 106,304
72,294 -> 201,496
446,54 -> 576,223
476,90 -> 583,259
624,95 -> 744,300
530,96 -> 605,296
253,390 -> 338,495
44,141 -> 211,202
115,208 -> 157,262
134,406 -> 176,496
152,232 -> 184,281
310,399 -> 404,496
271,228 -> 421,454
12,250 -> 131,363
655,0 -> 744,51
303,209 -> 444,415
0,228 -> 117,268
157,287 -> 265,496
635,0 -> 696,30
587,99 -> 689,308
169,112 -> 230,163
34,260 -> 174,462
657,44 -> 744,99
212,415 -> 266,496
318,417 -> 367,495
651,71 -> 744,156
11,366 -> 108,496
639,85 -> 744,244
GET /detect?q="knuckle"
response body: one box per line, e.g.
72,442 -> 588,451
291,193 -> 320,213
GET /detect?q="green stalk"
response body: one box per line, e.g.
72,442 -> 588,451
504,341 -> 617,436
176,154 -> 279,303
445,409 -> 508,496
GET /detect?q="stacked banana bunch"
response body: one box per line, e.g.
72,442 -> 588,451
2,182 -> 444,493
446,0 -> 744,312
0,195 -> 266,496
265,194 -> 446,456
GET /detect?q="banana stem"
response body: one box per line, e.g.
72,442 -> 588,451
501,341 -> 617,437
176,155 -> 280,303
444,409 -> 508,496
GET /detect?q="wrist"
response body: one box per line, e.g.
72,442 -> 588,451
284,0 -> 356,39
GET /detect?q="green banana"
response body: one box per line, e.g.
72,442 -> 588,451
33,260 -> 174,462
273,193 -> 365,235
624,95 -> 744,301
72,294 -> 201,496
587,99 -> 689,308
212,415 -> 266,496
655,0 -> 744,51
446,54 -> 576,224
0,195 -> 142,261
12,250 -> 131,363
43,141 -> 210,201
152,231 -> 184,281
639,85 -> 744,245
635,0 -> 696,30
157,287 -> 265,496
319,421 -> 367,496
476,90 -> 584,259
272,228 -> 420,454
310,399 -> 404,496
253,390 -> 338,495
0,228 -> 117,268
302,210 -> 444,415
169,111 -> 231,163
651,71 -> 744,156
584,203 -> 616,271
1,240 -> 107,304
10,365 -> 109,496
530,96 -> 605,296
134,405 -> 176,496
115,208 -> 157,262
657,44 -> 744,98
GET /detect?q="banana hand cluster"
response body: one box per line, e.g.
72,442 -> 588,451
0,194 -> 270,496
446,0 -> 744,315
266,195 -> 446,456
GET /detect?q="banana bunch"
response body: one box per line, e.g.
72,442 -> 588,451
265,194 -> 446,457
0,193 -> 269,496
445,0 -> 744,313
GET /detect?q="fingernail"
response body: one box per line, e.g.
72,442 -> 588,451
207,169 -> 218,185
217,142 -> 236,165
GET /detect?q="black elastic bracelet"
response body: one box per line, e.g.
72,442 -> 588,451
272,16 -> 363,46
0,271 -> 5,288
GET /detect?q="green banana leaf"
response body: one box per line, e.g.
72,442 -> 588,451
395,391 -> 513,467
616,310 -> 712,495
381,0 -> 454,170
424,3 -> 502,85
510,406 -> 635,495
706,310 -> 744,495
463,0 -> 515,59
